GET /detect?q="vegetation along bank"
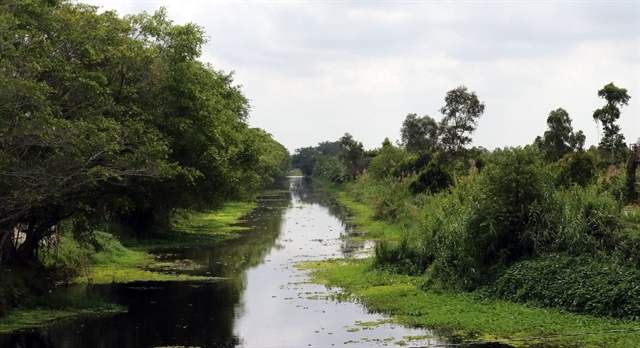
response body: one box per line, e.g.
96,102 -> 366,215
294,83 -> 640,346
0,0 -> 290,327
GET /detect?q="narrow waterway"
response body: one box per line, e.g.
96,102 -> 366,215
0,177 -> 509,348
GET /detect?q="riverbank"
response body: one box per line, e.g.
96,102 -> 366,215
81,201 -> 257,284
0,201 -> 256,333
309,179 -> 640,347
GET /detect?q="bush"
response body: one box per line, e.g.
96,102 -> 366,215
391,151 -> 433,179
313,156 -> 350,183
374,238 -> 431,276
367,144 -> 410,180
528,184 -> 623,256
553,151 -> 599,188
409,159 -> 453,195
484,254 -> 640,319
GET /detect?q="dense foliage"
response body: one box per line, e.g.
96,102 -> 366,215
295,83 -> 640,319
0,0 -> 289,270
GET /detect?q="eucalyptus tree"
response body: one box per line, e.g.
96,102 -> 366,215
399,113 -> 440,153
339,133 -> 366,178
593,83 -> 630,163
534,108 -> 585,162
438,86 -> 486,158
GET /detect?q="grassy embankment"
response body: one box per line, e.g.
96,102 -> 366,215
82,201 -> 256,284
0,201 -> 256,333
306,178 -> 640,347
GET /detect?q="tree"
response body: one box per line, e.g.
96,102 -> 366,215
0,1 -> 283,264
247,128 -> 291,185
316,141 -> 341,157
534,108 -> 585,162
292,147 -> 320,176
399,113 -> 439,153
439,86 -> 486,157
0,0 -> 179,264
368,138 -> 410,180
593,83 -> 630,163
339,133 -> 366,178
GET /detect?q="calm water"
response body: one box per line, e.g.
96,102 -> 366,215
0,177 -> 510,348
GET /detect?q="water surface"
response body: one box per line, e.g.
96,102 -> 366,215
0,177 -> 508,348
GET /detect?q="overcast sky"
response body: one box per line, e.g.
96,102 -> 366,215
83,0 -> 639,153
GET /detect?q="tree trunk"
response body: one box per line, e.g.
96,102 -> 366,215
0,230 -> 14,266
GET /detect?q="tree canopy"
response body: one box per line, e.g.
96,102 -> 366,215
399,113 -> 439,153
438,86 -> 485,157
534,108 -> 585,161
0,0 -> 289,265
593,82 -> 630,163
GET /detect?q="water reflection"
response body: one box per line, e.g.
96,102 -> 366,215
0,177 -> 510,348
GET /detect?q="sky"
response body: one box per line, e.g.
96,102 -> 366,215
82,0 -> 639,153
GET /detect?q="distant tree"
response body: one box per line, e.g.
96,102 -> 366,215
339,133 -> 366,178
399,113 -> 439,153
409,153 -> 453,195
439,86 -> 485,157
368,138 -> 410,180
292,147 -> 320,176
534,108 -> 585,162
593,83 -> 630,163
248,128 -> 291,184
313,156 -> 350,183
316,141 -> 341,157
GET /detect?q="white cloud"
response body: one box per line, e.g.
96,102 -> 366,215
84,0 -> 639,151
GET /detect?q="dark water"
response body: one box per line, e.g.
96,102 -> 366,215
0,177 -> 511,348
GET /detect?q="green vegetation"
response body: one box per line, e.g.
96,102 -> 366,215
0,200 -> 254,331
294,83 -> 640,345
0,0 -> 290,265
305,258 -> 640,347
0,292 -> 124,334
0,0 -> 289,314
121,201 -> 257,250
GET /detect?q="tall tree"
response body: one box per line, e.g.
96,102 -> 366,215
593,82 -> 630,163
0,1 -> 283,264
438,86 -> 486,157
399,113 -> 439,153
534,108 -> 585,161
339,133 -> 365,178
0,0 -> 179,264
316,141 -> 341,157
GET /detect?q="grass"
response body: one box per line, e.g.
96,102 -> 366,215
303,258 -> 640,347
315,178 -> 405,242
0,292 -> 125,334
308,179 -> 640,347
81,201 -> 256,284
124,201 -> 257,250
0,201 -> 257,333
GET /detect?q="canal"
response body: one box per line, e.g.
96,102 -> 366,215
1,176 -> 508,348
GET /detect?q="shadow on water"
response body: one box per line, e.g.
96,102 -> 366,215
0,176 -> 513,348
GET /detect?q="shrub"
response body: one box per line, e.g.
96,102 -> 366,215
484,254 -> 640,319
313,156 -> 350,183
409,159 -> 453,195
553,151 -> 599,188
374,238 -> 431,276
391,151 -> 433,179
367,144 -> 410,180
528,184 -> 623,256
